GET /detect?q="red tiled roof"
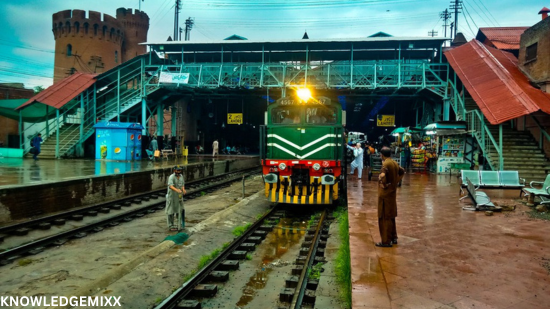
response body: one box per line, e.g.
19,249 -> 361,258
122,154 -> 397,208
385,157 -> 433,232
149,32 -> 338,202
477,27 -> 528,50
18,73 -> 96,110
445,40 -> 550,125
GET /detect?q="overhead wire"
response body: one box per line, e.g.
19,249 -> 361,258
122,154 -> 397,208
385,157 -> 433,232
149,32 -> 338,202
471,0 -> 500,26
465,0 -> 493,27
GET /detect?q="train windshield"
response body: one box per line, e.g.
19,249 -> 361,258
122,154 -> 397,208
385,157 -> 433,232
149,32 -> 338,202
272,106 -> 302,124
306,106 -> 337,124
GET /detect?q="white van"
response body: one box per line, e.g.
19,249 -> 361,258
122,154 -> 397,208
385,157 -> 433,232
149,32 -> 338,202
348,131 -> 367,144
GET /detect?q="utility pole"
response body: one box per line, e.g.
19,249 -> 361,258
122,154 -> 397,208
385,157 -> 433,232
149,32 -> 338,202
174,0 -> 181,41
450,0 -> 463,40
139,0 -> 144,11
450,22 -> 455,41
179,27 -> 183,41
184,17 -> 195,41
428,30 -> 438,37
440,9 -> 452,39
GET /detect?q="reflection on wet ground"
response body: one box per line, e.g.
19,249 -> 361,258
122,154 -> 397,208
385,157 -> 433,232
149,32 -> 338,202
0,156 -> 240,187
236,217 -> 307,307
348,173 -> 550,309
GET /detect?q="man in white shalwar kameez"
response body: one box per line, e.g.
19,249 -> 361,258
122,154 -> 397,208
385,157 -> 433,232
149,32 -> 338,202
347,143 -> 364,179
166,165 -> 186,231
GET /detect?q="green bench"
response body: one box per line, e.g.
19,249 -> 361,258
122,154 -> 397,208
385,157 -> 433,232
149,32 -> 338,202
463,178 -> 499,211
460,170 -> 525,197
523,174 -> 550,205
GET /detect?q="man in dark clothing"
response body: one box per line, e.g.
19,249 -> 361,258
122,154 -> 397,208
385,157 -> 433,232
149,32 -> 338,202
31,133 -> 43,161
376,146 -> 405,247
404,146 -> 411,169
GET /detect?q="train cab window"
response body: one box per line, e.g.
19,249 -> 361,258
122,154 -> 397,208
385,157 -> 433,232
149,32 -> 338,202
306,107 -> 337,124
272,107 -> 301,124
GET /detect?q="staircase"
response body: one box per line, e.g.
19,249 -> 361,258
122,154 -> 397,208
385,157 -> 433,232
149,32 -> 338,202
33,124 -> 93,159
463,101 -> 549,182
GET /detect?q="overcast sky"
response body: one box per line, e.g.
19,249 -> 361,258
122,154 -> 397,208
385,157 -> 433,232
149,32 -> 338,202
0,0 -> 547,88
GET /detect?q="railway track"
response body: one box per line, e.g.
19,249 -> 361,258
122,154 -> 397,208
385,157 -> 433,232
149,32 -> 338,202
0,168 -> 260,266
155,206 -> 332,309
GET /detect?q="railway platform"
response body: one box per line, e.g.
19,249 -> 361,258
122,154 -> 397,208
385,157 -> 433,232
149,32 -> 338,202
348,173 -> 550,309
0,155 -> 259,224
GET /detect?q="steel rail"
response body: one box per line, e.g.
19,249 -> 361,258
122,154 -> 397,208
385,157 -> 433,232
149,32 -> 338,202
290,209 -> 328,308
0,167 -> 259,236
0,169 -> 260,265
154,205 -> 279,309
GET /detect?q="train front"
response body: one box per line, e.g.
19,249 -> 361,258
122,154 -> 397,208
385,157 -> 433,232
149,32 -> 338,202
260,93 -> 345,205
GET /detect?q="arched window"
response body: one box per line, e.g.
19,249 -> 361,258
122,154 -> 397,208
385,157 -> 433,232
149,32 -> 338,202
115,51 -> 118,63
110,28 -> 115,39
102,25 -> 107,37
84,23 -> 89,35
93,24 -> 98,36
74,22 -> 80,34
65,21 -> 71,33
67,44 -> 72,56
59,22 -> 64,34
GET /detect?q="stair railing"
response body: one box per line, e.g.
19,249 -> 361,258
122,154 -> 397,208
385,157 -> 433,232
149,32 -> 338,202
449,80 -> 503,170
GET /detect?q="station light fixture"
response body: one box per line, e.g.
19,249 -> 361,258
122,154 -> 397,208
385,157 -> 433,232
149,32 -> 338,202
296,88 -> 312,102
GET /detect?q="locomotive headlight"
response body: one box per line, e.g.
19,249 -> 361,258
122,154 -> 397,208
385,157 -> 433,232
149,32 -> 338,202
278,163 -> 287,170
312,163 -> 321,171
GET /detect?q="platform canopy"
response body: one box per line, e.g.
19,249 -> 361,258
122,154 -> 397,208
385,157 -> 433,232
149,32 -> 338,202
0,99 -> 55,122
143,37 -> 447,62
424,121 -> 467,135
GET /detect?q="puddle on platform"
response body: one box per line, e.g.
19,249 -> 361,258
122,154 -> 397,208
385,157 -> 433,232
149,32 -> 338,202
236,216 -> 307,307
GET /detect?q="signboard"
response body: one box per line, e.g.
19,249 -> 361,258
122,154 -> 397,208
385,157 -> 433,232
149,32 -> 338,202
227,113 -> 243,124
159,72 -> 190,84
275,96 -> 331,105
377,115 -> 395,127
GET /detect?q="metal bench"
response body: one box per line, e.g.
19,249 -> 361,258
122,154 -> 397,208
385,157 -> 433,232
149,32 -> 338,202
463,178 -> 497,211
460,170 -> 525,197
523,174 -> 550,205
161,149 -> 175,160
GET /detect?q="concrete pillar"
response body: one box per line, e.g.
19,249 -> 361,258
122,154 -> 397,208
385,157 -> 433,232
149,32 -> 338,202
141,98 -> 147,135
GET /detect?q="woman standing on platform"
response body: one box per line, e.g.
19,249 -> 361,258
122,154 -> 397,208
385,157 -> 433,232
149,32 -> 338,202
166,165 -> 187,231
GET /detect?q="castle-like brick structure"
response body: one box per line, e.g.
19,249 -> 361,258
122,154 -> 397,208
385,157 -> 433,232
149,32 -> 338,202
52,8 -> 149,83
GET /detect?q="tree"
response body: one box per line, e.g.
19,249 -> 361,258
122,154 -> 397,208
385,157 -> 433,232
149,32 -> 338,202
33,86 -> 45,94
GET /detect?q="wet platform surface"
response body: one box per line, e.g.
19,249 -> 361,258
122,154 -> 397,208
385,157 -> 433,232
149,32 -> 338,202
0,155 -> 250,188
348,173 -> 550,309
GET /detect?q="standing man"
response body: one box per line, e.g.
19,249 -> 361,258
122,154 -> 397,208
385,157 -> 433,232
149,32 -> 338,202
166,165 -> 187,231
347,142 -> 364,179
148,136 -> 158,161
31,133 -> 43,161
212,139 -> 219,156
376,146 -> 405,247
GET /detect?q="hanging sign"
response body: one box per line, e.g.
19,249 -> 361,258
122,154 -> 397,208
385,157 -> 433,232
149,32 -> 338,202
377,115 -> 395,127
227,113 -> 243,124
159,72 -> 190,84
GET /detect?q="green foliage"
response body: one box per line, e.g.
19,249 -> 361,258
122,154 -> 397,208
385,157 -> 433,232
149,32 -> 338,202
246,254 -> 253,260
334,208 -> 351,308
309,262 -> 324,280
17,258 -> 33,266
232,222 -> 252,237
307,214 -> 318,229
154,297 -> 162,305
33,86 -> 45,94
222,242 -> 231,249
201,191 -> 206,196
256,213 -> 263,220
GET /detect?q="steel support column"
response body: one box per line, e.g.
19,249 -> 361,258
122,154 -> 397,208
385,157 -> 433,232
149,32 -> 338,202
19,110 -> 22,149
443,99 -> 450,121
499,124 -> 503,170
80,93 -> 84,139
142,98 -> 147,135
46,106 -> 49,137
156,104 -> 163,137
56,109 -> 60,159
350,44 -> 354,88
117,69 -> 121,122
305,45 -> 309,85
171,106 -> 177,137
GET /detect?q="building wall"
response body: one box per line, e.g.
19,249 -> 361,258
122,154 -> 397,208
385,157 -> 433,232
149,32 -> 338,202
519,17 -> 550,91
0,84 -> 34,148
52,9 -> 149,83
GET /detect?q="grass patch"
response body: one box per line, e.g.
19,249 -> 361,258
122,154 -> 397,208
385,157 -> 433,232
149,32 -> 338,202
246,254 -> 253,260
308,262 -> 324,280
18,258 -> 33,266
200,191 -> 206,196
527,209 -> 550,221
232,222 -> 252,237
222,242 -> 231,249
154,297 -> 163,305
307,214 -> 318,229
334,207 -> 351,308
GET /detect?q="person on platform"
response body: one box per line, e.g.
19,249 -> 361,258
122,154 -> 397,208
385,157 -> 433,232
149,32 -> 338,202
147,136 -> 159,161
212,139 -> 219,156
31,133 -> 43,161
376,146 -> 405,247
404,146 -> 411,169
165,165 -> 187,231
347,142 -> 364,179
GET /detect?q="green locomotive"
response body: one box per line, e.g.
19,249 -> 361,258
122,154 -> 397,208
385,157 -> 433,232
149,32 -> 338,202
260,92 -> 346,204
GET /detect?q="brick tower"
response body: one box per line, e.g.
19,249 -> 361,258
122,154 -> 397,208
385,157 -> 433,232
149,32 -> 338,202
52,8 -> 149,83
